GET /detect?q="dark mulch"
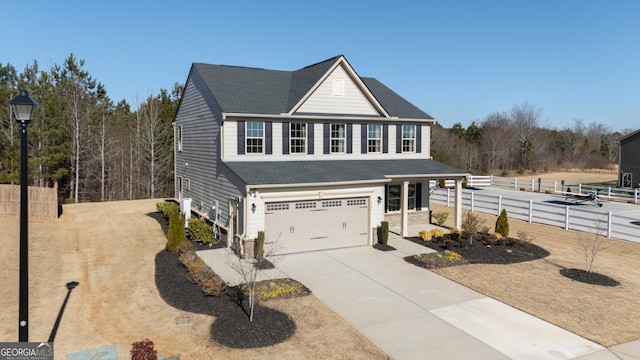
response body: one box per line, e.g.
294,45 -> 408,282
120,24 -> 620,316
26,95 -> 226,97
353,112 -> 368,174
155,249 -> 297,348
560,268 -> 621,287
406,236 -> 550,265
373,243 -> 396,252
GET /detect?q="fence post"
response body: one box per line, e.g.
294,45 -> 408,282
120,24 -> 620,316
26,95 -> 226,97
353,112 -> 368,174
607,211 -> 612,238
531,179 -> 534,192
635,189 -> 638,204
537,178 -> 541,193
578,183 -> 582,194
471,192 -> 475,212
447,188 -> 451,207
607,187 -> 612,200
565,206 -> 570,230
514,178 -> 518,190
553,181 -> 557,194
497,196 -> 502,215
490,175 -> 494,188
529,200 -> 533,223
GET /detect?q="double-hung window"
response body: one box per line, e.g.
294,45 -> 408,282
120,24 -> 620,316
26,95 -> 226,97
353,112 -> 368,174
368,124 -> 382,153
246,121 -> 264,154
290,123 -> 306,154
387,184 -> 416,211
330,124 -> 346,153
176,125 -> 183,151
402,124 -> 416,152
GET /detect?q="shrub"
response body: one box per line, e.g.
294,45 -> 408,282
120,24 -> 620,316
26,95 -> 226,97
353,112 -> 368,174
380,221 -> 389,245
443,250 -> 462,262
450,227 -> 461,241
494,233 -> 503,240
432,211 -> 449,226
256,279 -> 305,300
430,228 -> 444,238
166,204 -> 186,252
444,239 -> 455,251
495,209 -> 510,237
438,179 -> 446,188
516,230 -> 535,243
155,201 -> 173,219
255,231 -> 265,261
130,339 -> 157,360
419,230 -> 432,241
188,218 -> 214,245
461,212 -> 486,242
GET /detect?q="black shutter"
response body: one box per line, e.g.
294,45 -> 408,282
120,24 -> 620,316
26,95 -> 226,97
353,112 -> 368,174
396,124 -> 402,153
237,121 -> 245,155
416,124 -> 422,153
265,121 -> 272,155
416,182 -> 422,210
323,123 -> 330,154
383,124 -> 389,153
384,184 -> 389,213
361,124 -> 367,154
308,123 -> 314,154
282,122 -> 289,154
347,123 -> 353,154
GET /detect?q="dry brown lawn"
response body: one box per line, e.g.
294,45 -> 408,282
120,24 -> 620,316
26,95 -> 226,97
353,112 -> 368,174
430,191 -> 640,347
0,199 -> 388,359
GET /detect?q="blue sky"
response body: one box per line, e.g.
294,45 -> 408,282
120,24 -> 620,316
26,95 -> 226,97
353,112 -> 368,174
2,0 -> 638,131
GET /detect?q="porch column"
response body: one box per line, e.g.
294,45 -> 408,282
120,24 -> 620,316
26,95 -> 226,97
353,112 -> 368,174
454,179 -> 463,229
401,181 -> 409,237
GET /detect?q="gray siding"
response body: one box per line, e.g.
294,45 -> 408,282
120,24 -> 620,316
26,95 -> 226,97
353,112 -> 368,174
174,67 -> 245,227
620,131 -> 640,188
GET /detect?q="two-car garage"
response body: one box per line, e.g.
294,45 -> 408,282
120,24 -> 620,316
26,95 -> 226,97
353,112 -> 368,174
264,197 -> 369,254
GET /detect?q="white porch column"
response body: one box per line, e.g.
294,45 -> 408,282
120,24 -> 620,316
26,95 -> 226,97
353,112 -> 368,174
454,179 -> 463,229
401,181 -> 409,237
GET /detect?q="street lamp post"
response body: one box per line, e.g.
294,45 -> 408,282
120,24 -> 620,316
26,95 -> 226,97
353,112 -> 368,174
11,90 -> 38,342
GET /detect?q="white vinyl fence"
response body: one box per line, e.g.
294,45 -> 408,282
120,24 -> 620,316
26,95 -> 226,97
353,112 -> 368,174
468,175 -> 639,204
431,188 -> 639,244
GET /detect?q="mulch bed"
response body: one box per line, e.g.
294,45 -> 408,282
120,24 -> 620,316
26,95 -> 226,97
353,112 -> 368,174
404,236 -> 550,267
560,268 -> 620,287
155,248 -> 308,349
373,243 -> 396,252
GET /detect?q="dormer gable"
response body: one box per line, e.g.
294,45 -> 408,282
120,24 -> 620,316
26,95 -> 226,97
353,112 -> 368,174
288,56 -> 390,117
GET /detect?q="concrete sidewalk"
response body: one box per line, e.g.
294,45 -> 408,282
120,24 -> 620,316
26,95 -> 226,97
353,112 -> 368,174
198,231 -> 640,359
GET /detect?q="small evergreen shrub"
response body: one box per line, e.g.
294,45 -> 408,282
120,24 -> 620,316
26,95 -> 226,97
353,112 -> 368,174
419,230 -> 432,241
432,211 -> 449,226
255,231 -> 265,261
495,209 -> 510,237
155,201 -> 173,219
166,204 -> 186,252
430,228 -> 444,238
380,221 -> 389,245
130,339 -> 157,360
188,218 -> 214,245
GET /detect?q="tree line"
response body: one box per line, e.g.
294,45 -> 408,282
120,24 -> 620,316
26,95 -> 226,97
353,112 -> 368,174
1,54 -> 627,204
431,102 -> 627,176
0,53 -> 181,203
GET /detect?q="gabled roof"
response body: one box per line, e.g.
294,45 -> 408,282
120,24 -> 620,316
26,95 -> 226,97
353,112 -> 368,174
191,55 -> 433,120
225,159 -> 467,187
618,129 -> 640,143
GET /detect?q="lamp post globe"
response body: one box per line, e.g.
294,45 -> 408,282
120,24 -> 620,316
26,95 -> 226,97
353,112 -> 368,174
10,90 -> 37,342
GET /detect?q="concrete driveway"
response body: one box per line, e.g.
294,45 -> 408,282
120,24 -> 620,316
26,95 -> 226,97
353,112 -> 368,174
199,231 -> 640,359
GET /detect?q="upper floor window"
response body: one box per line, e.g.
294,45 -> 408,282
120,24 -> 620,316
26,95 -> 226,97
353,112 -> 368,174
176,125 -> 183,151
402,124 -> 415,152
368,124 -> 382,153
246,121 -> 264,154
290,123 -> 306,154
331,124 -> 346,153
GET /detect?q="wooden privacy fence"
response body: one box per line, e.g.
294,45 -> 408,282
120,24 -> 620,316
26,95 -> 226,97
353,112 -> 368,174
0,183 -> 59,219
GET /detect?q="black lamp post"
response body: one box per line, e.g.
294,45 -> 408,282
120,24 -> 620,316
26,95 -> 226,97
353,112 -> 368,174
11,90 -> 38,342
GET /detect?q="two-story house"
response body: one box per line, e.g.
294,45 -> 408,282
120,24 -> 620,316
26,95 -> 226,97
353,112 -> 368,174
173,55 -> 468,255
618,129 -> 640,188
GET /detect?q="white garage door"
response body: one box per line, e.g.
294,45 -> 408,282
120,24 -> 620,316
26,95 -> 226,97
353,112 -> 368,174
265,197 -> 369,254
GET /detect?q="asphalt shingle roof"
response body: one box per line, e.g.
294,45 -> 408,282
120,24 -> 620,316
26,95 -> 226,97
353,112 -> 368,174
192,56 -> 433,119
225,159 -> 468,186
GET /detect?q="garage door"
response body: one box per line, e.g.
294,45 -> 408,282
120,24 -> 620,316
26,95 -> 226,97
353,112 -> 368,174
265,197 -> 369,254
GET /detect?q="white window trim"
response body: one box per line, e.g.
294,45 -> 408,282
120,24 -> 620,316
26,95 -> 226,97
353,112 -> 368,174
387,183 -> 416,212
402,124 -> 416,153
368,124 -> 382,153
177,125 -> 183,152
290,122 -> 307,154
330,123 -> 346,154
333,78 -> 345,96
246,121 -> 265,154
